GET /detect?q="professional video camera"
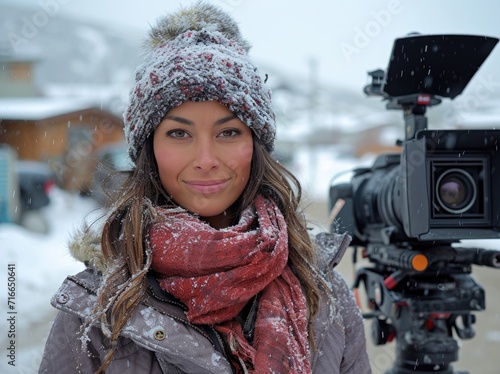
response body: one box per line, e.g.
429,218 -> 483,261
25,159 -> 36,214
329,34 -> 500,374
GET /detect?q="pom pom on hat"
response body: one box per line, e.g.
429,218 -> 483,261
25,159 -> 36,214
147,1 -> 251,53
124,1 -> 275,163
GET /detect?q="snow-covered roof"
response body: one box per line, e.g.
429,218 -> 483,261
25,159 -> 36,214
0,97 -> 104,120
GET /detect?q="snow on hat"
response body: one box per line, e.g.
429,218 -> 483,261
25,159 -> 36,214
124,1 -> 276,163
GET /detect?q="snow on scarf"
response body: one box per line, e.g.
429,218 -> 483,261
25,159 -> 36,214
149,195 -> 311,373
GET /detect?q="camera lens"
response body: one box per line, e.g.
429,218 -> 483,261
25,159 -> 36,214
436,168 -> 477,214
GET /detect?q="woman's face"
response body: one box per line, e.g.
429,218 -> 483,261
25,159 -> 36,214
153,100 -> 253,229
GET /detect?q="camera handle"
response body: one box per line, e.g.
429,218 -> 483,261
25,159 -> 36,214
386,93 -> 441,141
364,68 -> 442,141
353,244 -> 500,374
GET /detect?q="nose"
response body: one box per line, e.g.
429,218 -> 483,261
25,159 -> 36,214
193,139 -> 220,171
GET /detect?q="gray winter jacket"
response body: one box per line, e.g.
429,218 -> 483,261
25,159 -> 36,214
39,232 -> 371,373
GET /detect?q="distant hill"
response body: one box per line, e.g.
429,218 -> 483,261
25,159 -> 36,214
0,3 -> 142,87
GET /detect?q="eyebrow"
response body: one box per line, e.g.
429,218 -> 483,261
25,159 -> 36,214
163,114 -> 238,126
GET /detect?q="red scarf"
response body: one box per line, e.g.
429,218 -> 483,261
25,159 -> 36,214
149,195 -> 311,373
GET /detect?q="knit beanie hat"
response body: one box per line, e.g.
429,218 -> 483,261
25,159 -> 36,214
124,1 -> 276,163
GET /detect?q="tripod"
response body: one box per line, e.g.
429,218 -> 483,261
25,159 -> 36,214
353,243 -> 500,374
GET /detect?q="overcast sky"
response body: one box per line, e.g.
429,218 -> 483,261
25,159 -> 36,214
4,0 -> 500,102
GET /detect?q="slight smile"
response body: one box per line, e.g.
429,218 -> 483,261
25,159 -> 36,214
184,180 -> 230,194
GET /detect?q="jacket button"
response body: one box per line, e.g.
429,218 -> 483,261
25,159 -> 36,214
153,329 -> 166,341
56,293 -> 69,304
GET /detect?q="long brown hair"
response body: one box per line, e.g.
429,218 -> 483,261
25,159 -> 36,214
90,134 -> 323,373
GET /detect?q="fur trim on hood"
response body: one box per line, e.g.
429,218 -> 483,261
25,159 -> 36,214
68,224 -> 105,273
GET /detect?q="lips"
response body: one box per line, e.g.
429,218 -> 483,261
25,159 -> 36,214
184,179 -> 230,194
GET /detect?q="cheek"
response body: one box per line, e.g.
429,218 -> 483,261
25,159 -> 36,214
229,141 -> 253,176
154,148 -> 180,187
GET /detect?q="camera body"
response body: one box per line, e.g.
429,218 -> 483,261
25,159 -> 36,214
329,34 -> 500,246
330,128 -> 500,246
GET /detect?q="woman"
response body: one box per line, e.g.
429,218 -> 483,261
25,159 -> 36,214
39,2 -> 370,373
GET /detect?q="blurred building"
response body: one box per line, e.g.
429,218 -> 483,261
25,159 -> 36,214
0,51 -> 125,193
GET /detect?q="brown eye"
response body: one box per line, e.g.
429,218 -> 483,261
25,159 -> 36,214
167,129 -> 189,139
219,128 -> 242,138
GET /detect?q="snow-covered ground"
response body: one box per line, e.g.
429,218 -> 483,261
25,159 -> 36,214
1,189 -> 97,373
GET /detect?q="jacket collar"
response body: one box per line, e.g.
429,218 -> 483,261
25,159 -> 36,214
52,269 -> 233,373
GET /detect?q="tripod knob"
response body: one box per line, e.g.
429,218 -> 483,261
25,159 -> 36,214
371,318 -> 395,345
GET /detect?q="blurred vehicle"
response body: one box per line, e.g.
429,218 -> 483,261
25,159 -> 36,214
1,144 -> 54,227
91,142 -> 133,206
0,144 -> 20,223
16,160 -> 55,214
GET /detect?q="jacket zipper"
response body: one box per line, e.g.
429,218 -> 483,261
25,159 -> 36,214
242,295 -> 259,342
